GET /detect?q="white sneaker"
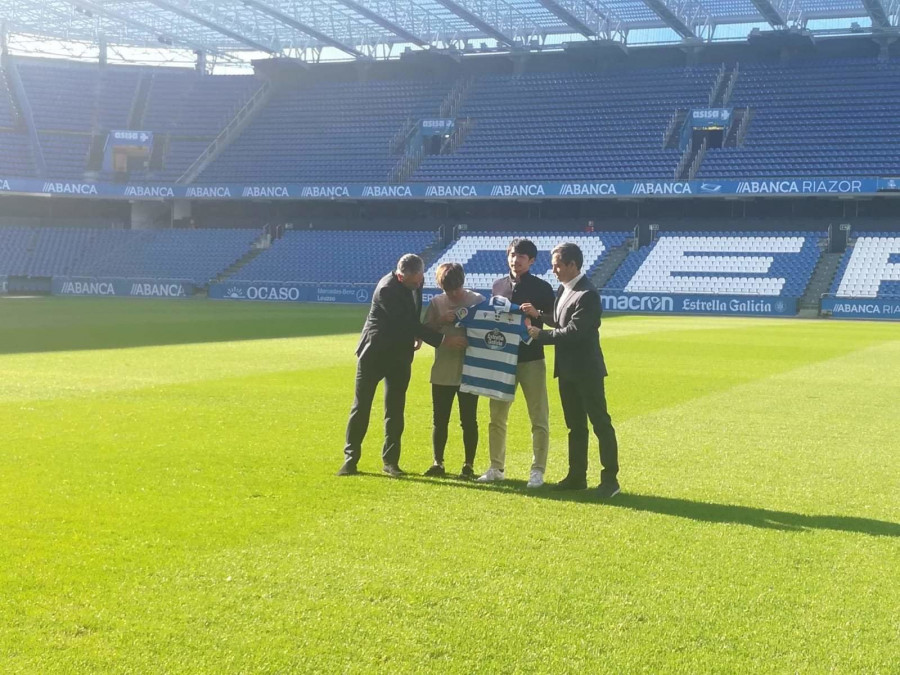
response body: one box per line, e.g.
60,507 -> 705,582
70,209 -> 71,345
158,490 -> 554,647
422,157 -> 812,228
526,470 -> 544,488
476,468 -> 505,483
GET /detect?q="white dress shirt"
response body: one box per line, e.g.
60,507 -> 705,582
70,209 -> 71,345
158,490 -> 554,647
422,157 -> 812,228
556,272 -> 585,321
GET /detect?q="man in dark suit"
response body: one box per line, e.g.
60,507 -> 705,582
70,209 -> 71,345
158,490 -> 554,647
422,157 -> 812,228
339,253 -> 464,478
522,242 -> 620,497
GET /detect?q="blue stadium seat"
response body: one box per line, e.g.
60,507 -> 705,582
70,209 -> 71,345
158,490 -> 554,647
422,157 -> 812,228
230,230 -> 437,284
608,232 -> 825,297
0,226 -> 258,284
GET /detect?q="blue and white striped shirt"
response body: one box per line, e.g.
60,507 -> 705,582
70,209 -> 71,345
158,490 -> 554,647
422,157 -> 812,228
455,296 -> 532,401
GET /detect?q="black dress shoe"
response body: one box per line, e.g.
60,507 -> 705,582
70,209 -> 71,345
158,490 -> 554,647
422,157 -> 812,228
553,476 -> 588,490
596,482 -> 621,499
336,461 -> 359,476
424,464 -> 446,477
382,464 -> 406,478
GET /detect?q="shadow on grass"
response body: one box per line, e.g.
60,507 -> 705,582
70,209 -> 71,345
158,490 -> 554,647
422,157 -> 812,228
0,297 -> 368,354
366,473 -> 900,538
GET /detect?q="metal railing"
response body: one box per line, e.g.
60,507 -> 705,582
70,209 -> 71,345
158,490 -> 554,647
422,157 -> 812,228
736,108 -> 753,146
440,117 -> 473,154
674,138 -> 694,179
708,63 -> 726,106
388,146 -> 424,183
439,76 -> 473,119
662,110 -> 680,148
688,138 -> 707,180
177,79 -> 272,185
389,117 -> 416,153
722,63 -> 740,106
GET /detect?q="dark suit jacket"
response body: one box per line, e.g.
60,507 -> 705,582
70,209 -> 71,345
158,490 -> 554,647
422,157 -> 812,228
355,271 -> 443,362
535,275 -> 608,380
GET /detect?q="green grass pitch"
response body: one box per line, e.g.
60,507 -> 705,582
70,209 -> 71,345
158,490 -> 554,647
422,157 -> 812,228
1,297 -> 898,672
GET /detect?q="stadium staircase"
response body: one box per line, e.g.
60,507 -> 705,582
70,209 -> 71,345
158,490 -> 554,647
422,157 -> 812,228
723,108 -> 752,147
211,246 -> 266,285
707,64 -> 728,107
418,234 -> 450,269
389,77 -> 474,183
177,79 -> 272,184
128,72 -> 153,129
591,239 -> 633,290
675,138 -> 707,179
799,251 -> 844,311
674,64 -> 741,179
715,64 -> 740,107
662,110 -> 688,149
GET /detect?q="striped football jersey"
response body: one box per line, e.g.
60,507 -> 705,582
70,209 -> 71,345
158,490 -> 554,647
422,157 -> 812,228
454,296 -> 532,401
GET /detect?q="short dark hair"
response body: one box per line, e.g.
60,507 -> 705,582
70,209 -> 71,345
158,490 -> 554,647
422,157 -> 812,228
435,262 -> 465,291
507,238 -> 538,260
552,242 -> 583,270
396,253 -> 424,276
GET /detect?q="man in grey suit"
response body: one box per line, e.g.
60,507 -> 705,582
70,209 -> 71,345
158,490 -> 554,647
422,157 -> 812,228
521,242 -> 620,497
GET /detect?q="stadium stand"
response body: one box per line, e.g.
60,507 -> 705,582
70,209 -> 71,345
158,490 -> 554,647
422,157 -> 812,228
229,230 -> 437,283
0,65 -> 17,128
141,71 -> 261,181
831,234 -> 900,298
699,58 -> 900,178
4,56 -> 900,184
16,61 -> 135,132
412,66 -> 720,182
607,232 -> 825,296
0,66 -> 36,177
201,79 -> 449,183
0,227 -> 258,284
0,131 -> 36,177
142,71 -> 258,136
424,233 -> 629,290
6,61 -> 262,182
39,132 -> 93,178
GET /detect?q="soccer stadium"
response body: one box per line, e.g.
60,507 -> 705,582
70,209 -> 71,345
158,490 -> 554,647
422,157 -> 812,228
0,0 -> 898,671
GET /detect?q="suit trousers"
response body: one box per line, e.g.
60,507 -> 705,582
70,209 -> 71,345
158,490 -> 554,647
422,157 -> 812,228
558,375 -> 619,485
344,351 -> 412,467
488,359 -> 551,473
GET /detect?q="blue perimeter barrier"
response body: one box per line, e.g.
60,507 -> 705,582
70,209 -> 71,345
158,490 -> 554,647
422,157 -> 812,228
52,277 -> 196,298
209,281 -> 374,304
0,177 -> 893,201
820,296 -> 900,320
422,288 -> 798,317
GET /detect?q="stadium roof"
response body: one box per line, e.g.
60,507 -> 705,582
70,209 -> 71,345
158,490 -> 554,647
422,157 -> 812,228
0,0 -> 897,65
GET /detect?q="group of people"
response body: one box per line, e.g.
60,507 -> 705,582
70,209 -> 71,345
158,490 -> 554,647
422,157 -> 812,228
338,238 -> 620,497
